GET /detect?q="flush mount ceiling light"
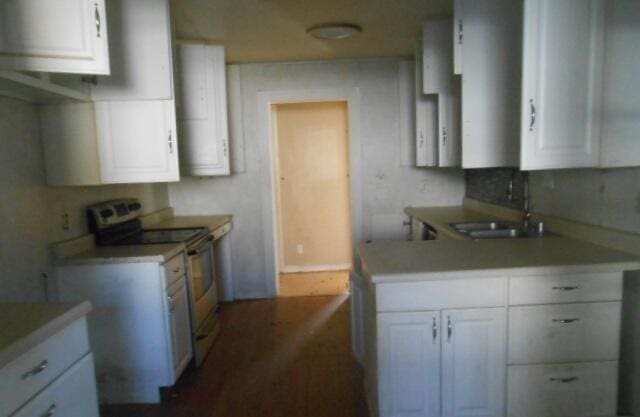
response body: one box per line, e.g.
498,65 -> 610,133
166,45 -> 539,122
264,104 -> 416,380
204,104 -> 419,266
307,23 -> 362,40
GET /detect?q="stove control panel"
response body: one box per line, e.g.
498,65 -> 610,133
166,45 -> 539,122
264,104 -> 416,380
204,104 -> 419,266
88,198 -> 143,230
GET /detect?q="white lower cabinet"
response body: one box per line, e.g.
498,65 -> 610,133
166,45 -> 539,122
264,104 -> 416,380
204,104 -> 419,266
167,278 -> 192,377
362,272 -> 625,417
442,309 -> 506,417
507,361 -> 618,417
377,308 -> 506,417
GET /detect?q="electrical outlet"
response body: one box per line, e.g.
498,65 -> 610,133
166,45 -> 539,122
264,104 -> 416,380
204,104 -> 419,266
61,212 -> 70,231
296,244 -> 304,254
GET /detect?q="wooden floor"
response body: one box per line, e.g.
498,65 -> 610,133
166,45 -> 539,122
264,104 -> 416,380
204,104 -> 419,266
279,270 -> 350,297
101,295 -> 368,417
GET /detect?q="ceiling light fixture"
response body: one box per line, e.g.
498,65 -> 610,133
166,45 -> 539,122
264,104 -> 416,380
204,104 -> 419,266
307,23 -> 362,40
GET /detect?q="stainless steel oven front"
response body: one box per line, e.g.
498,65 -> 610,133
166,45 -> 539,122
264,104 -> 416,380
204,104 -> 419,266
186,234 -> 219,365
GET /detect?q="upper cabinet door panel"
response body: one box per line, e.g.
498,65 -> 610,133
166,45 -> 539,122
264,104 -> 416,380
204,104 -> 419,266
176,44 -> 230,176
96,100 -> 179,183
91,0 -> 173,101
521,0 -> 605,170
460,0 -> 521,169
0,0 -> 109,74
422,19 -> 454,95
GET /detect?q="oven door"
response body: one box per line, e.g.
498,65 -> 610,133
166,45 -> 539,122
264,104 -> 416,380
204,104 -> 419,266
187,236 -> 218,331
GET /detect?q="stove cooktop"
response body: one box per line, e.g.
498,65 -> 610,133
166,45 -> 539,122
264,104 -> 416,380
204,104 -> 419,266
112,228 -> 208,245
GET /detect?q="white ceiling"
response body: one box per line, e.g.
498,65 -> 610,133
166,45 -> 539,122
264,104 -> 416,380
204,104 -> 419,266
171,0 -> 452,63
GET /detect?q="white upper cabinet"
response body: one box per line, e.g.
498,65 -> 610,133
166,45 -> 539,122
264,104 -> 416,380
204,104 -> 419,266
600,0 -> 640,168
378,311 -> 441,417
96,100 -> 179,183
176,44 -> 230,176
418,19 -> 461,168
415,48 -> 438,167
458,0 -> 521,169
452,0 -> 463,75
520,0 -> 605,170
90,0 -> 173,101
0,0 -> 110,74
441,308 -> 507,417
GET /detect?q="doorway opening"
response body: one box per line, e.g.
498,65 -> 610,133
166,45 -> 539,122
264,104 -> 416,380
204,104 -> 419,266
272,101 -> 353,297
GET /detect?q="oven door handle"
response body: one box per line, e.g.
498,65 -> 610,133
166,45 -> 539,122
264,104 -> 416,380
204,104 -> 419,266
188,236 -> 214,256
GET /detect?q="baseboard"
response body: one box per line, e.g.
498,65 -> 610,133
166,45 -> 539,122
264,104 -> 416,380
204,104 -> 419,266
280,264 -> 352,273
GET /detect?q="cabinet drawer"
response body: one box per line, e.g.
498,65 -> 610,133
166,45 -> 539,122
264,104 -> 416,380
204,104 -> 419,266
509,302 -> 621,365
12,353 -> 99,417
164,252 -> 186,287
507,361 -> 617,417
376,277 -> 507,312
0,318 -> 90,416
509,272 -> 623,305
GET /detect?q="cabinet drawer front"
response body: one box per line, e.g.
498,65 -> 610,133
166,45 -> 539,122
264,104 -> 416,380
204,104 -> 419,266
508,302 -> 621,365
509,272 -> 622,305
12,353 -> 99,417
0,318 -> 90,416
164,252 -> 186,287
376,277 -> 507,312
507,361 -> 617,417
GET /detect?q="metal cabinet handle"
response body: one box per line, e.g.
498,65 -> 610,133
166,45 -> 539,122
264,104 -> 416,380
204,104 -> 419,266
223,141 -> 228,157
168,130 -> 174,154
418,131 -> 424,148
549,376 -> 578,383
22,360 -> 48,379
94,4 -> 101,38
442,127 -> 447,145
552,285 -> 580,291
447,316 -> 452,341
432,317 -> 438,342
458,20 -> 463,44
41,404 -> 56,417
552,318 -> 580,324
529,99 -> 536,131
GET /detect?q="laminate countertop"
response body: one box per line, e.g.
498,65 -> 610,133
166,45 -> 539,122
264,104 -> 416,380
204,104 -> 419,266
0,301 -> 92,369
404,206 -> 518,240
57,242 -> 186,266
147,214 -> 232,233
360,238 -> 640,283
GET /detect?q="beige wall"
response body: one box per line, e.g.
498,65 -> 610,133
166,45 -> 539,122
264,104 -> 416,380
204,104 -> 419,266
274,101 -> 352,271
0,97 -> 170,302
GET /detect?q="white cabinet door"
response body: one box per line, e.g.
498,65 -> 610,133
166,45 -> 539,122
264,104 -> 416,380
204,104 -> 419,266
442,308 -> 506,417
96,100 -> 179,183
0,0 -> 109,74
453,0 -> 463,75
422,19 -> 454,95
91,0 -> 173,100
438,91 -> 461,167
415,49 -> 438,167
177,44 -> 230,176
600,0 -> 640,168
350,273 -> 365,365
460,0 -> 521,168
520,0 -> 605,170
167,278 -> 192,380
378,311 -> 441,417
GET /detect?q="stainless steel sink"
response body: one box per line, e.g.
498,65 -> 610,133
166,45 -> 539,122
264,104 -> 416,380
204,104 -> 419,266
450,221 -> 557,239
450,221 -> 512,232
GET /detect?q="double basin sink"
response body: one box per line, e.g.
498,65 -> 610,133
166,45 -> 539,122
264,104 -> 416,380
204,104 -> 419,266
449,221 -> 555,239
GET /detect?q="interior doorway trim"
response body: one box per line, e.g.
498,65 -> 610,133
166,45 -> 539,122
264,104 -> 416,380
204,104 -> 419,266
257,88 -> 363,297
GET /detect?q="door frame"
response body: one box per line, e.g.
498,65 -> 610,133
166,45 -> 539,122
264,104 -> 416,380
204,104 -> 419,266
257,88 -> 363,297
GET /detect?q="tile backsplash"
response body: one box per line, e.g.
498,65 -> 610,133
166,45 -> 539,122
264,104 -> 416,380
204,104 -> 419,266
465,168 -> 525,211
